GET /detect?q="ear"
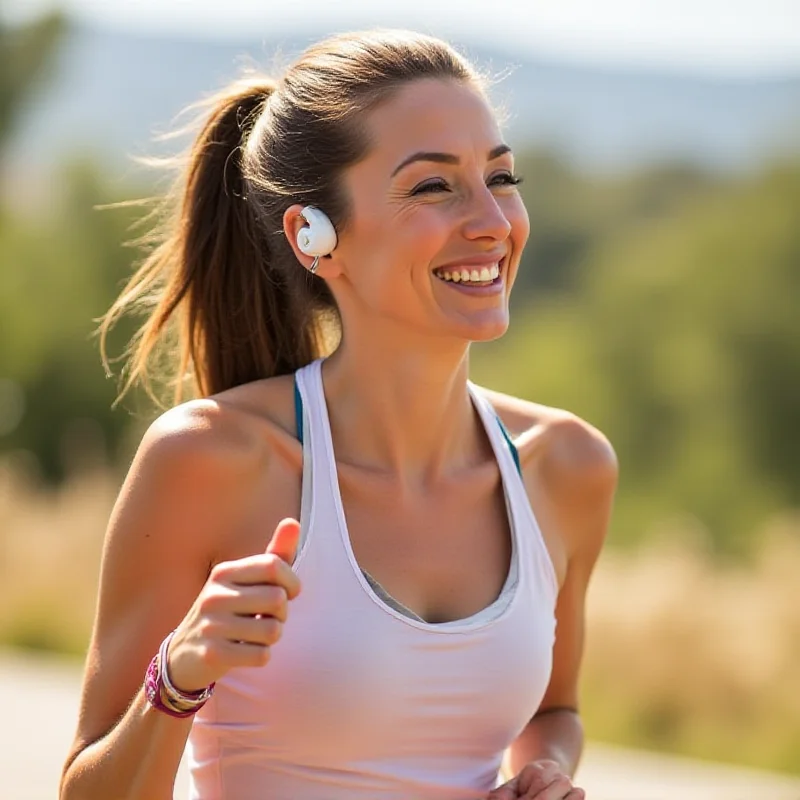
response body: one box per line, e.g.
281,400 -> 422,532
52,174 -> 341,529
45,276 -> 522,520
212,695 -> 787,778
282,204 -> 342,279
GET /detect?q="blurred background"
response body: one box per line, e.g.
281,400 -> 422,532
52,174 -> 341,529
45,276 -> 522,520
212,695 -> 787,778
0,0 -> 798,784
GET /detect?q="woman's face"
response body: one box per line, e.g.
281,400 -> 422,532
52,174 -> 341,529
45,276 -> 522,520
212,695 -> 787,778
331,77 -> 530,344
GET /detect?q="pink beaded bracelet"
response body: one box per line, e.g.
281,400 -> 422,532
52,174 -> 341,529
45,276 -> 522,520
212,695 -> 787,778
144,630 -> 215,719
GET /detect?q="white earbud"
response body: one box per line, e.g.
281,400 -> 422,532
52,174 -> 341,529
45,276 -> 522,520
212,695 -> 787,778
297,206 -> 337,273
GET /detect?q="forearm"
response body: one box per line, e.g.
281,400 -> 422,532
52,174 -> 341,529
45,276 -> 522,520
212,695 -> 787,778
60,687 -> 193,800
505,707 -> 584,778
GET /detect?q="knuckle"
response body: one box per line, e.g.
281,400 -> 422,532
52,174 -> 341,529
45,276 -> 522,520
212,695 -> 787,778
209,560 -> 232,581
264,585 -> 288,616
200,588 -> 227,614
262,555 -> 282,583
262,617 -> 283,645
197,618 -> 217,639
250,646 -> 271,667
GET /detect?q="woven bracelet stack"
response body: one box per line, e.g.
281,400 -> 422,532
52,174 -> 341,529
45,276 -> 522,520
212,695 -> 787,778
145,630 -> 215,719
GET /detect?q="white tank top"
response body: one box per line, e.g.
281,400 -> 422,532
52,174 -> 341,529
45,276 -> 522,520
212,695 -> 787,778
186,358 -> 558,799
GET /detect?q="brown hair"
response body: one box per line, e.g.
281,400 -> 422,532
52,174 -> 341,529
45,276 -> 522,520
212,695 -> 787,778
99,29 -> 480,406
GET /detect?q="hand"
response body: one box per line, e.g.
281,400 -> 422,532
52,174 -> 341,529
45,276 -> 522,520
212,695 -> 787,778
166,517 -> 302,692
488,759 -> 585,799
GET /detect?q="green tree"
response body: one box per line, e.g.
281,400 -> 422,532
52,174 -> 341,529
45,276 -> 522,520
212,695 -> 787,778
0,4 -> 66,154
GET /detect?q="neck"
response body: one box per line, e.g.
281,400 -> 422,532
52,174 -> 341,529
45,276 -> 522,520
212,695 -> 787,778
321,325 -> 483,485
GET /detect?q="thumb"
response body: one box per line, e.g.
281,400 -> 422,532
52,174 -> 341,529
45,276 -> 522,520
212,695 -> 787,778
266,517 -> 301,565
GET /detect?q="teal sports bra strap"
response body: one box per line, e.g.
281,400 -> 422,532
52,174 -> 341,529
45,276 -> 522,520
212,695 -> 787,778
294,373 -> 520,477
494,414 -> 522,477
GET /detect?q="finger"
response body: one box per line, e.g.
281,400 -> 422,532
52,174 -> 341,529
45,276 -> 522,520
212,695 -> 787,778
224,614 -> 284,647
527,776 -> 574,800
204,583 -> 289,621
266,517 -> 301,564
217,638 -> 273,668
231,584 -> 289,621
218,554 -> 301,599
564,789 -> 585,800
518,760 -> 562,795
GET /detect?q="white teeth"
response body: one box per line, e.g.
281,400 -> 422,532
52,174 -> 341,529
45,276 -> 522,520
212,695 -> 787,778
434,262 -> 502,283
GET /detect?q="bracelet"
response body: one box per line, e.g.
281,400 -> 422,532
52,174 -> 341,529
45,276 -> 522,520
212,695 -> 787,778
144,630 -> 215,719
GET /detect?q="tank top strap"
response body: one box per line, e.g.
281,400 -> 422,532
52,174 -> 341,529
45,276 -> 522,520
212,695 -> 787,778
292,358 -> 344,567
467,382 -> 559,602
466,381 -> 523,484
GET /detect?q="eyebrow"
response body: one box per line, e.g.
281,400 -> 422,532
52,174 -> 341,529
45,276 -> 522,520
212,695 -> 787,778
391,144 -> 512,177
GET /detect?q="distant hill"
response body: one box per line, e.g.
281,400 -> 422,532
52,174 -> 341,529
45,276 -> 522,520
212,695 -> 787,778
6,21 -> 800,177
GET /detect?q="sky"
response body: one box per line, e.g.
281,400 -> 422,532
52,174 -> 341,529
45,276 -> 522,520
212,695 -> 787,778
3,0 -> 800,76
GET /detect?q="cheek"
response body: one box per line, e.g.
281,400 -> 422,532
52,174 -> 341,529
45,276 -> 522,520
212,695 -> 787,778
393,206 -> 455,260
505,195 -> 530,247
362,207 -> 453,288
504,197 -> 530,289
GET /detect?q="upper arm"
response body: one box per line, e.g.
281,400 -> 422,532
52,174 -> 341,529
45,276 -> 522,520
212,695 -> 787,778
534,416 -> 618,713
66,403 -> 262,765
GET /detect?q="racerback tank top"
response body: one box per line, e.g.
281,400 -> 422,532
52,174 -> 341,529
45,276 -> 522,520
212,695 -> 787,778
186,358 -> 558,799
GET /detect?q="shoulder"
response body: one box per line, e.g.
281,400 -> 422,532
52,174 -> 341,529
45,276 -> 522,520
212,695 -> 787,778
125,375 -> 300,536
478,386 -> 617,562
479,386 -> 617,481
98,373 -> 302,588
138,373 -> 298,476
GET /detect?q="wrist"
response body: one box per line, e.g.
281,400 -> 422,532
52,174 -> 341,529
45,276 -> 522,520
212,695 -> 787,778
162,631 -> 214,697
144,630 -> 215,718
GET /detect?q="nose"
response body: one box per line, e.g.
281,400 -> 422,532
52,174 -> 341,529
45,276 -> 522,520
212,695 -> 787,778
461,184 -> 512,243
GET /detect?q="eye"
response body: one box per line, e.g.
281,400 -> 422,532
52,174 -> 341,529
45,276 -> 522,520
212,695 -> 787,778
409,172 -> 523,196
410,179 -> 450,196
489,171 -> 524,188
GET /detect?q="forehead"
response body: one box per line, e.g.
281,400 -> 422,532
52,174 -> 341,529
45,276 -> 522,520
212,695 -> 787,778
362,78 -> 503,167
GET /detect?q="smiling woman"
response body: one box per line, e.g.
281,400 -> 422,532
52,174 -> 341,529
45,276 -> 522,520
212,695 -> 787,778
60,29 -> 615,800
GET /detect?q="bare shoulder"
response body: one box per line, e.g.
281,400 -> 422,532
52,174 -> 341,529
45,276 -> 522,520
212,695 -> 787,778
142,372 -> 297,466
134,373 -> 295,480
113,373 -> 303,575
479,386 -> 617,480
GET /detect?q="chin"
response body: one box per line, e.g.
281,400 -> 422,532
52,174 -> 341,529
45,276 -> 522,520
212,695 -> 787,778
459,313 -> 511,343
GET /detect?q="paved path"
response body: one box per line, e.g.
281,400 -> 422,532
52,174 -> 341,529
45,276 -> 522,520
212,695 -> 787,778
4,649 -> 800,800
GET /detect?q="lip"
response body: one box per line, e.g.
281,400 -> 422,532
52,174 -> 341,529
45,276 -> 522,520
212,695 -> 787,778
435,252 -> 507,271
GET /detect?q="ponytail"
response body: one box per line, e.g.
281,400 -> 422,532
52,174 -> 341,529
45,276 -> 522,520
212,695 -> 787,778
101,31 -> 479,408
99,76 -> 331,406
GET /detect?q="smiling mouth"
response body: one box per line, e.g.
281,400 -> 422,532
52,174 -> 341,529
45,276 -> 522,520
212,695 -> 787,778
432,259 -> 504,286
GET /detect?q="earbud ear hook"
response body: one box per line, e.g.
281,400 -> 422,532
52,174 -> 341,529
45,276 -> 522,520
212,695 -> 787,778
296,205 -> 337,274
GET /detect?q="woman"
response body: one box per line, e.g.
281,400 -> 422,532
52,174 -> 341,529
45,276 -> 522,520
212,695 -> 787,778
60,29 -> 616,800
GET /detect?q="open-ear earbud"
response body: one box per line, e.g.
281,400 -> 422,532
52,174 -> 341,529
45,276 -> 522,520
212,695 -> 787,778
297,206 -> 337,273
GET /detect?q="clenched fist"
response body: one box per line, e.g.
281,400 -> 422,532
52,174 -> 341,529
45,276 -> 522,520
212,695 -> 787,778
488,759 -> 585,799
165,518 -> 302,693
